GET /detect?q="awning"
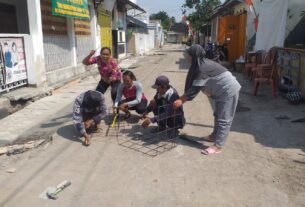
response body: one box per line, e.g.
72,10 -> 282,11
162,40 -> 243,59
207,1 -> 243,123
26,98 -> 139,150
117,0 -> 146,13
126,15 -> 147,28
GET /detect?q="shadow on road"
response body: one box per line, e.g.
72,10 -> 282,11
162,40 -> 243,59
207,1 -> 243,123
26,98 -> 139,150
57,124 -> 82,143
176,58 -> 189,70
177,134 -> 209,150
173,51 -> 305,154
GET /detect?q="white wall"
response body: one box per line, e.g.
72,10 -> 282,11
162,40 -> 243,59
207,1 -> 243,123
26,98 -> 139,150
247,0 -> 304,42
134,29 -> 155,55
148,29 -> 155,50
27,0 -> 46,86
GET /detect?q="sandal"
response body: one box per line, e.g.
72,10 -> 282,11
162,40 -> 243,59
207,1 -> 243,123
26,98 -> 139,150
201,147 -> 221,155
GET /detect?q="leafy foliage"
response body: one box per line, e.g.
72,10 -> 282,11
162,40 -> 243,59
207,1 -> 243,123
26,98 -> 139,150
182,0 -> 221,31
150,11 -> 176,30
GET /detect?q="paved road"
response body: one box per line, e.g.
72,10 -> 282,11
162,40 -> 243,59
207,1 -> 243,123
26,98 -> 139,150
0,45 -> 304,207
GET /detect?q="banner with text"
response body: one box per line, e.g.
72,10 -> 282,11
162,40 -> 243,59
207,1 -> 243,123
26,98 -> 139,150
52,0 -> 90,20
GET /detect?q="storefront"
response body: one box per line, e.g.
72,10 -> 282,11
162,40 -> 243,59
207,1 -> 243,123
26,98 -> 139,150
211,0 -> 248,64
113,0 -> 145,59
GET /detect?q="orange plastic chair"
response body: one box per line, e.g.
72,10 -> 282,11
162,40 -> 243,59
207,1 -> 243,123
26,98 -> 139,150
244,55 -> 256,79
244,51 -> 263,80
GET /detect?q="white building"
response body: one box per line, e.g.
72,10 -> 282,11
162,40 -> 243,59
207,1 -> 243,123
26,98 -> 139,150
0,0 -> 100,93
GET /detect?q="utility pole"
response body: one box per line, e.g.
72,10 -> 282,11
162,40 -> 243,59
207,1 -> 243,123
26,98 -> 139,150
196,0 -> 200,44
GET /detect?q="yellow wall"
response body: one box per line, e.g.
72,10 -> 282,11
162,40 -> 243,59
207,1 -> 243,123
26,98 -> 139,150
97,8 -> 112,50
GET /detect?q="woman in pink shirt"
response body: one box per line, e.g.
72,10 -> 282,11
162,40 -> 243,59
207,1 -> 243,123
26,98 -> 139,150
83,47 -> 121,102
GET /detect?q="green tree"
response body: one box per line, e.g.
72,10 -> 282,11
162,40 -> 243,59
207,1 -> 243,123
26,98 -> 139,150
150,11 -> 176,30
182,0 -> 221,32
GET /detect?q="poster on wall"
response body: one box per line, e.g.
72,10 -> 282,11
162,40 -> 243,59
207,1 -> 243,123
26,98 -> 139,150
52,0 -> 90,20
0,38 -> 27,85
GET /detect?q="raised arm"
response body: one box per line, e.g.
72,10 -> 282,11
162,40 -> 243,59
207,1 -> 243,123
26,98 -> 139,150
173,86 -> 202,109
82,50 -> 96,66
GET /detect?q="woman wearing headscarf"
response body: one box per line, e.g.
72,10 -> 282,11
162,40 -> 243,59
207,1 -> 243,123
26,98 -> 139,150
73,90 -> 107,146
173,45 -> 241,155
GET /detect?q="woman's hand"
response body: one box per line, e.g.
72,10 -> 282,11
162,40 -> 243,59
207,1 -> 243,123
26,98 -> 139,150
173,96 -> 187,109
173,99 -> 183,109
84,119 -> 94,129
119,103 -> 129,111
142,118 -> 151,128
82,50 -> 96,66
113,107 -> 119,115
89,50 -> 95,56
109,76 -> 115,83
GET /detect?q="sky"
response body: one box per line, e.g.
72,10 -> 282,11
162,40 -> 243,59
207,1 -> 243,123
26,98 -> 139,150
136,0 -> 225,22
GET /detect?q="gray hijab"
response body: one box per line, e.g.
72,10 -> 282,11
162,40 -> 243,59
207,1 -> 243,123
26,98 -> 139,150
184,45 -> 227,92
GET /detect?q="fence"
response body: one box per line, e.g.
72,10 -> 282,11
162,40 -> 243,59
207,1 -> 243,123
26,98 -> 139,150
277,47 -> 305,95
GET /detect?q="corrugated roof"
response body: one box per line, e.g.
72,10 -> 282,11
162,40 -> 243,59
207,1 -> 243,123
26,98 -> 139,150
117,0 -> 146,13
126,15 -> 147,28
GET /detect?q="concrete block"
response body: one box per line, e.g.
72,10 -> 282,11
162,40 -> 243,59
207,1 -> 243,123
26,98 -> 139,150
2,87 -> 52,101
0,97 -> 10,108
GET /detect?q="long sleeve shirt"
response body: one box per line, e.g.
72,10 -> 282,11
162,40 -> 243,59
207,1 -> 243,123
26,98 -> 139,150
184,71 -> 241,101
73,91 -> 107,135
146,87 -> 184,124
88,56 -> 121,80
114,81 -> 146,107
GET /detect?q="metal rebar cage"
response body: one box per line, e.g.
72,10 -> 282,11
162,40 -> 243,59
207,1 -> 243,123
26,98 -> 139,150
105,104 -> 183,157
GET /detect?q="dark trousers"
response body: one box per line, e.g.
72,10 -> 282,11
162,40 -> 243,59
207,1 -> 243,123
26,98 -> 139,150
96,79 -> 121,102
120,98 -> 148,115
152,99 -> 185,129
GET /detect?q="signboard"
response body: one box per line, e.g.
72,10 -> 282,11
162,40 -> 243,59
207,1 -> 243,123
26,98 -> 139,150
52,0 -> 90,20
0,38 -> 27,86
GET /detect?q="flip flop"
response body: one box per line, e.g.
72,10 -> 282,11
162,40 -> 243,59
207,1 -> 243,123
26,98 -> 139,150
201,147 -> 221,155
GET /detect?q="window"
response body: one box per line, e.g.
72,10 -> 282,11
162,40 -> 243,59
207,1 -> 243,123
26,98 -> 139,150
0,3 -> 18,33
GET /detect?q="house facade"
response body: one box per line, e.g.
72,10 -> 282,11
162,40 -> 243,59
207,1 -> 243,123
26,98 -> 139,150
0,0 -> 147,94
